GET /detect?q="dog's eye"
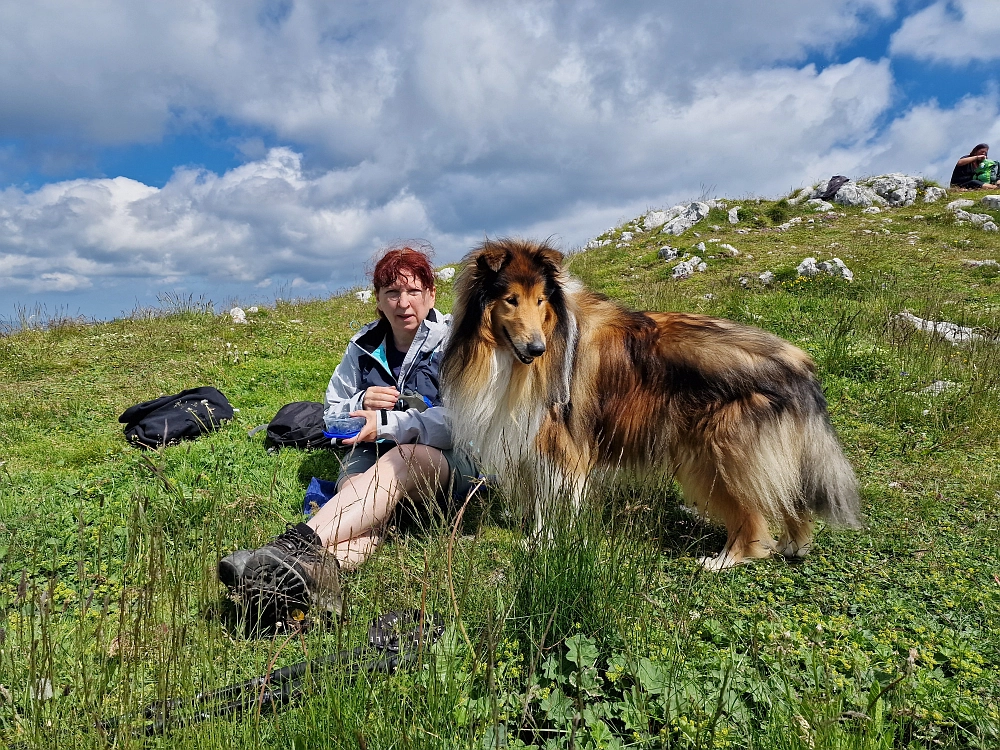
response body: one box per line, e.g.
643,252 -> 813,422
505,296 -> 518,306
537,298 -> 544,306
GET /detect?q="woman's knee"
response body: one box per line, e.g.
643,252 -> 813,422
390,443 -> 442,462
384,444 -> 448,479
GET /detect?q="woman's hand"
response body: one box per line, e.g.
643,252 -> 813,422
363,386 -> 400,410
342,410 -> 378,445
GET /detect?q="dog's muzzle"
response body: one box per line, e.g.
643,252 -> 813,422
504,328 -> 544,365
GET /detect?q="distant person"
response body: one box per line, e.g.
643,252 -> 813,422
950,143 -> 998,189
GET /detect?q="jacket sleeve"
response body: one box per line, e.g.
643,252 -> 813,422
323,351 -> 367,427
377,406 -> 453,450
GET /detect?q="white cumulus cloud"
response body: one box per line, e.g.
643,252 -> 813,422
0,149 -> 448,294
891,0 -> 1000,64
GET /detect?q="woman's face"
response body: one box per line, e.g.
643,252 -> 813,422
973,146 -> 989,157
376,273 -> 436,340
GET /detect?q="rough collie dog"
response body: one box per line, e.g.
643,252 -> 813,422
441,239 -> 861,570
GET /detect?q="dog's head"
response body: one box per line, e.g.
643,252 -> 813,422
462,239 -> 566,365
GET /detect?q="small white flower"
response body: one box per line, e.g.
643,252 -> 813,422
31,679 -> 53,701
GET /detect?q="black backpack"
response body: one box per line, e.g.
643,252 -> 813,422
259,401 -> 330,451
817,175 -> 850,201
119,386 -> 234,449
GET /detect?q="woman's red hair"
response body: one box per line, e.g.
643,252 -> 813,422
371,244 -> 435,293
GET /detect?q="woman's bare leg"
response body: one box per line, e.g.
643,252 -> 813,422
329,532 -> 382,570
307,444 -> 449,565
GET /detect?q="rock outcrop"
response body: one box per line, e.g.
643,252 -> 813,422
806,174 -> 943,208
797,257 -> 854,281
661,202 -> 711,236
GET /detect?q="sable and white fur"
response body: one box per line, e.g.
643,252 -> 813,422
441,239 -> 861,570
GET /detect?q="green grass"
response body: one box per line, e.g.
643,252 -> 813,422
2,190 -> 1000,748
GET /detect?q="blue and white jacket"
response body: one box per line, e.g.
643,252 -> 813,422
323,308 -> 452,449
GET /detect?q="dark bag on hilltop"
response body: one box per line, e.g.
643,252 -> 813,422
817,175 -> 850,201
262,401 -> 329,451
119,386 -> 234,449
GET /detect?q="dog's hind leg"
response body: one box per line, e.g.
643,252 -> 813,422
776,513 -> 814,559
697,485 -> 776,571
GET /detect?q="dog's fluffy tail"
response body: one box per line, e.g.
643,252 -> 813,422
800,410 -> 862,529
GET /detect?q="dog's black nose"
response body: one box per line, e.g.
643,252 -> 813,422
526,340 -> 546,357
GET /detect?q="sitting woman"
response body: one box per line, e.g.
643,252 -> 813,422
220,244 -> 478,622
950,143 -> 998,189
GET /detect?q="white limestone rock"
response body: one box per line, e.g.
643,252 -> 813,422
586,238 -> 611,248
620,231 -> 633,242
658,246 -> 681,261
229,307 -> 247,324
862,206 -> 881,214
922,186 -> 947,203
797,257 -> 853,281
868,173 -> 920,206
644,205 -> 686,230
719,244 -> 740,256
981,195 -> 1000,210
809,199 -> 834,211
921,380 -> 959,395
777,217 -> 804,231
961,259 -> 999,268
984,222 -> 998,232
355,290 -> 373,303
895,311 -> 981,344
759,270 -> 775,286
797,257 -> 820,276
643,211 -> 667,230
954,209 -> 994,227
820,257 -> 854,281
728,206 -> 741,224
661,202 -> 711,236
834,182 -> 885,208
946,199 -> 975,211
435,267 -> 456,282
787,188 -> 811,205
810,179 -> 831,199
672,256 -> 704,279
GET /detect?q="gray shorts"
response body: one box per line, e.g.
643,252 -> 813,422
335,442 -> 482,503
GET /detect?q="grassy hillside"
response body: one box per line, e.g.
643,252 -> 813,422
1,189 -> 999,749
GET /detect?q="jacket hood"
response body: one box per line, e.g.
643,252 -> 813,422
349,307 -> 449,355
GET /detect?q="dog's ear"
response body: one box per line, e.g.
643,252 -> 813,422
535,246 -> 564,277
477,244 -> 508,273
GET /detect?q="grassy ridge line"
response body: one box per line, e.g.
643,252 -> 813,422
0,191 -> 999,748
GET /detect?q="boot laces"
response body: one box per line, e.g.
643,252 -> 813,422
268,524 -> 317,556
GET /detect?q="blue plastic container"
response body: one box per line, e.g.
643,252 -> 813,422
303,477 -> 338,515
323,416 -> 367,440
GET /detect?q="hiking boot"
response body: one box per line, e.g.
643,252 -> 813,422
241,522 -> 343,624
217,548 -> 254,591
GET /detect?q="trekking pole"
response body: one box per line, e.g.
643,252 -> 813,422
100,610 -> 444,737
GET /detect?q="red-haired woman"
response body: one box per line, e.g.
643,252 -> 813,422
220,244 -> 476,623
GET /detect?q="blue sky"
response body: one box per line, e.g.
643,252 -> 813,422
2,0 -> 998,323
